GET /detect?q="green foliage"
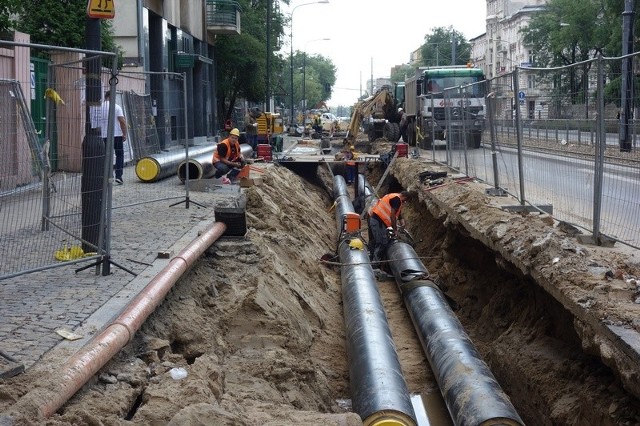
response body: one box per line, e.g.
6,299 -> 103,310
0,0 -> 21,35
215,0 -> 291,120
391,64 -> 415,82
420,27 -> 471,67
12,0 -> 118,54
301,53 -> 336,109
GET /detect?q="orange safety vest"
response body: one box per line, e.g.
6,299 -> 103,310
212,138 -> 241,163
369,193 -> 403,227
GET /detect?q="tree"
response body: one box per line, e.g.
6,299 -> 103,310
215,0 -> 289,125
12,0 -> 119,54
0,0 -> 21,36
391,64 -> 415,82
420,27 -> 471,67
523,0 -> 609,102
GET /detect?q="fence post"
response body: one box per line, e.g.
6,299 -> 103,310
593,54 -> 606,244
485,80 -> 506,196
513,68 -> 525,205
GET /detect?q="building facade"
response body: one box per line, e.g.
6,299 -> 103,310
113,1 -> 240,147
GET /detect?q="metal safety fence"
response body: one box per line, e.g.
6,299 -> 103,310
423,54 -> 640,249
0,38 -> 213,281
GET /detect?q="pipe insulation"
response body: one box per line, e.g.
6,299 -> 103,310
3,222 -> 228,421
333,174 -> 416,426
386,241 -> 524,426
177,144 -> 253,182
135,144 -> 216,183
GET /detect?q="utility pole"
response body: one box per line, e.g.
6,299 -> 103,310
266,0 -> 272,112
619,0 -> 635,152
81,17 -> 105,261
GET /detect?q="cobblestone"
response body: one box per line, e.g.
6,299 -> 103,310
0,161 -> 243,372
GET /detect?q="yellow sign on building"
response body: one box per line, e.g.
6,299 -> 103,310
86,0 -> 115,19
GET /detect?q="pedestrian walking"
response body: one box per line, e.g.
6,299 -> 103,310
100,91 -> 128,185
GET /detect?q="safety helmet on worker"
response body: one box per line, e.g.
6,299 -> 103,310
397,107 -> 403,113
230,128 -> 240,137
348,238 -> 364,250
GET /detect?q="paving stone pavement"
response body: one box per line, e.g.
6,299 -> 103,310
0,162 -> 243,373
0,135 -> 314,376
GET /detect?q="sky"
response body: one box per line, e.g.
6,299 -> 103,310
284,0 -> 488,107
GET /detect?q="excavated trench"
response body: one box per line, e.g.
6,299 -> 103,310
37,160 -> 640,425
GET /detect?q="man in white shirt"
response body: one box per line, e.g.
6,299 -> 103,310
100,91 -> 128,185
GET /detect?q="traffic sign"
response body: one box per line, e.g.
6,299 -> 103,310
518,91 -> 526,100
87,0 -> 115,19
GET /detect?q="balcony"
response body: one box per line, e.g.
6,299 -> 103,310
206,0 -> 242,36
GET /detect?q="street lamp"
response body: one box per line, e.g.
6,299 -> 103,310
290,0 -> 329,130
302,37 -> 331,119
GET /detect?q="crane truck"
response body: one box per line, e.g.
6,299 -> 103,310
404,66 -> 486,149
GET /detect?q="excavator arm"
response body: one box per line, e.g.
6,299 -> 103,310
345,88 -> 394,143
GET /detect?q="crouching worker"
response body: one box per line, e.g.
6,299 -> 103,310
213,128 -> 246,182
367,191 -> 410,269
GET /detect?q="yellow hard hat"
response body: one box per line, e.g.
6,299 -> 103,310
348,238 -> 364,250
230,128 -> 240,137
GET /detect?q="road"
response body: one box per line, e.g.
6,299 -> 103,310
429,144 -> 640,247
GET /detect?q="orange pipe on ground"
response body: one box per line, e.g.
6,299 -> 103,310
5,221 -> 227,420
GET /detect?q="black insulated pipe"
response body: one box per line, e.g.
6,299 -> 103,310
333,175 -> 416,426
386,241 -> 524,426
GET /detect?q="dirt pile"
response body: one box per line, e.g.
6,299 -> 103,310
1,165 -> 362,425
3,147 -> 640,424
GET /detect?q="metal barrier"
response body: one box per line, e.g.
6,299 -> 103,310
425,55 -> 640,249
0,40 -> 118,280
0,38 -> 210,281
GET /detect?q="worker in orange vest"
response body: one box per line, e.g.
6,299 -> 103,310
213,128 -> 246,182
367,191 -> 410,267
344,144 -> 358,184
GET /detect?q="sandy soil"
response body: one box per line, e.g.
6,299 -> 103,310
2,139 -> 640,425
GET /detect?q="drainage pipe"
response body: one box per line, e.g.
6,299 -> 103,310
135,144 -> 215,183
333,175 -> 416,426
386,241 -> 524,426
4,222 -> 227,420
177,144 -> 253,182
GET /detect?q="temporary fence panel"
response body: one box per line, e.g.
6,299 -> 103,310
448,55 -> 640,249
0,41 -> 117,280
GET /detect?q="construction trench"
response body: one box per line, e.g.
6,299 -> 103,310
3,143 -> 640,425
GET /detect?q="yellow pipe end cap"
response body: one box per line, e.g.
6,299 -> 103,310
365,411 -> 415,426
136,158 -> 160,182
370,420 -> 408,426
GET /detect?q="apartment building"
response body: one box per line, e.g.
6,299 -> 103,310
112,1 -> 240,146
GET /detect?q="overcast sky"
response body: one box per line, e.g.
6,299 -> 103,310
283,0 -> 488,106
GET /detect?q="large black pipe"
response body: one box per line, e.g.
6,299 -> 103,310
177,144 -> 253,182
386,241 -> 524,426
333,175 -> 416,426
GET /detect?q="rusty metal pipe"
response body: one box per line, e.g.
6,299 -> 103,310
4,222 -> 227,420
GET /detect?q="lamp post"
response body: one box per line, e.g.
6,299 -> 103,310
289,0 -> 329,130
302,37 -> 331,119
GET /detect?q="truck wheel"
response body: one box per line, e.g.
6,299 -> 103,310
467,132 -> 482,149
368,127 -> 377,142
392,123 -> 401,142
383,122 -> 396,141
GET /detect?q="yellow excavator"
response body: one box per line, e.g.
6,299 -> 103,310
344,87 -> 402,144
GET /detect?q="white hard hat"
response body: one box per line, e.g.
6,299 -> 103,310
398,107 -> 403,112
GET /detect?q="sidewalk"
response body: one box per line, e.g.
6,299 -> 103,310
0,163 -> 244,377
